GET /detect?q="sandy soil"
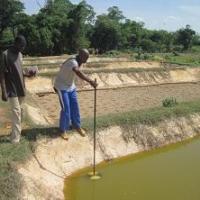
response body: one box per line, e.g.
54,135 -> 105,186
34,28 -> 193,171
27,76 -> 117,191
34,82 -> 200,125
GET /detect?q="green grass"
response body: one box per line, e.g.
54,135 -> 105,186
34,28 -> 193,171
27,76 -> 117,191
1,99 -> 200,198
82,100 -> 200,132
0,138 -> 33,200
162,97 -> 178,107
191,46 -> 200,53
154,53 -> 200,67
0,126 -> 62,199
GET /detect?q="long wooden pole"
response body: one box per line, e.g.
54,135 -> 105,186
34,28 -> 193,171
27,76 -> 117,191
93,79 -> 97,176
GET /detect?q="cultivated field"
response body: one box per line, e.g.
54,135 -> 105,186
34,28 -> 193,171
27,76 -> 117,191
1,54 -> 200,132
35,82 -> 200,123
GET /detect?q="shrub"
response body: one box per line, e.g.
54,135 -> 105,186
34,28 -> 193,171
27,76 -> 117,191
162,97 -> 178,107
143,53 -> 153,60
104,50 -> 120,57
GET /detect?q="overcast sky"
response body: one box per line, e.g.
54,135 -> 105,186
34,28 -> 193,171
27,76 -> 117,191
20,0 -> 200,33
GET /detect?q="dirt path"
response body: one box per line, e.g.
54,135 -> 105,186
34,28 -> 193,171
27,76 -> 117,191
34,82 -> 200,125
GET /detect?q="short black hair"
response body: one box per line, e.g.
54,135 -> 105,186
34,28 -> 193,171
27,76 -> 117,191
14,35 -> 26,45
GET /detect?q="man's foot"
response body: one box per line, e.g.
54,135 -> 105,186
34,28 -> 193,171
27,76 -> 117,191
76,128 -> 86,137
10,134 -> 20,144
60,132 -> 69,141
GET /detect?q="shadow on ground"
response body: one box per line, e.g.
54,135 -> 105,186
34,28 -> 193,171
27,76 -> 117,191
0,127 -> 60,143
22,127 -> 61,141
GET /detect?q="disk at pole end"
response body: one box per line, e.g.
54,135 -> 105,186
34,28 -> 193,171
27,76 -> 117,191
90,174 -> 102,180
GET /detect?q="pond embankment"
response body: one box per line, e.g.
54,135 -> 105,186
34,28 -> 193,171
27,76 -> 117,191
18,113 -> 200,200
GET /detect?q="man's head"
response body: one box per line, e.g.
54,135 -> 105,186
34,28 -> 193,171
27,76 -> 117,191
14,35 -> 26,53
78,49 -> 89,64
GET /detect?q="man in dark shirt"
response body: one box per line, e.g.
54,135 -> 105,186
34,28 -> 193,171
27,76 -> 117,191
0,35 -> 34,143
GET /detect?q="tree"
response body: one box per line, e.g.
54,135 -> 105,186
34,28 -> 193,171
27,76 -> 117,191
1,0 -> 196,55
149,30 -> 174,52
37,0 -> 73,54
67,0 -> 95,52
176,25 -> 196,50
0,0 -> 24,50
0,28 -> 13,50
91,15 -> 122,53
0,0 -> 24,36
107,6 -> 124,22
140,39 -> 157,52
192,34 -> 200,46
121,19 -> 144,49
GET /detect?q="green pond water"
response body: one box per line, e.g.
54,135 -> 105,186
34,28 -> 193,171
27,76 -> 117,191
65,138 -> 200,200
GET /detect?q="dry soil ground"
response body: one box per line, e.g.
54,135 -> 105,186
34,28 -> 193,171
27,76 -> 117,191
34,82 -> 200,125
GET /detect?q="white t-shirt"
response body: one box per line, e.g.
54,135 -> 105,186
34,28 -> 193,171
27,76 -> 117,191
54,58 -> 78,91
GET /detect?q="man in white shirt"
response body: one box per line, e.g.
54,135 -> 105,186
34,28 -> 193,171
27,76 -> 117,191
54,49 -> 97,140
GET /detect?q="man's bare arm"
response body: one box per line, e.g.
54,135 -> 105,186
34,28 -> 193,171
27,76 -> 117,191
73,67 -> 97,88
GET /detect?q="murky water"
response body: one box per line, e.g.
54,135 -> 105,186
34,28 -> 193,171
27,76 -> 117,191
65,138 -> 200,200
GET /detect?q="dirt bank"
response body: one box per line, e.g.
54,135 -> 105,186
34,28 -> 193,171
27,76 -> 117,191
18,114 -> 200,200
26,67 -> 200,94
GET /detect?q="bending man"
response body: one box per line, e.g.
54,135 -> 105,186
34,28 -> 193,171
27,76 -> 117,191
54,49 -> 97,140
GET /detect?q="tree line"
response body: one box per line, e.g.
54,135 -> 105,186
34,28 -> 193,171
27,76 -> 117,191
0,0 -> 200,56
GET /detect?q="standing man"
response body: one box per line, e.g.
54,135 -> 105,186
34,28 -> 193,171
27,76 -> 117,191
0,35 -> 34,143
54,49 -> 97,140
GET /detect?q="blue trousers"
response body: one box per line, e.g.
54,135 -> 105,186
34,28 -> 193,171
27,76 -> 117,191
57,89 -> 81,132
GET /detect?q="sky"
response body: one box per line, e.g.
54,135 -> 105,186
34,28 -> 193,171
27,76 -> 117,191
20,0 -> 200,33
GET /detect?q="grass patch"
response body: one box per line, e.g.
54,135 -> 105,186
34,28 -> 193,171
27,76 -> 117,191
0,126 -> 61,199
82,100 -> 200,132
156,53 -> 200,67
130,52 -> 200,67
0,138 -> 33,200
162,97 -> 178,107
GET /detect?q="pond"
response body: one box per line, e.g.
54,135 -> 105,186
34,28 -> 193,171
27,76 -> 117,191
65,137 -> 200,200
